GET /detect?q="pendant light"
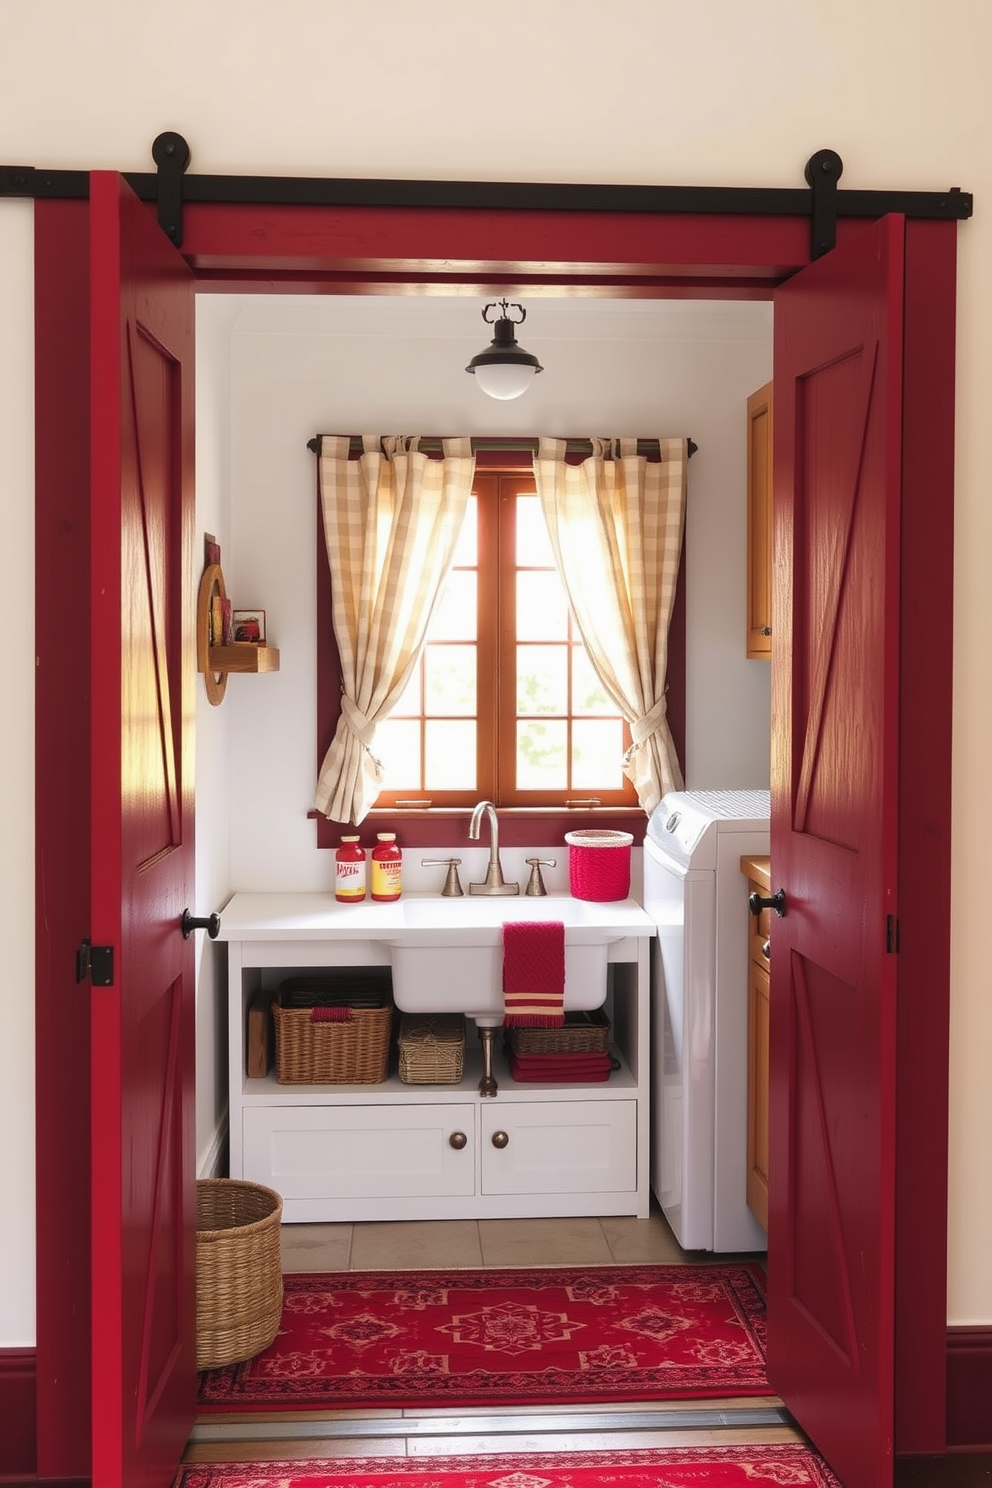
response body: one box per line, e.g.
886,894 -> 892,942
466,299 -> 544,400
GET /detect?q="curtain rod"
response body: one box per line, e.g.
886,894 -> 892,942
306,436 -> 697,459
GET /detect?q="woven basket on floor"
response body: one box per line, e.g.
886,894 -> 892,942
272,999 -> 392,1084
195,1179 -> 284,1371
398,1013 -> 465,1084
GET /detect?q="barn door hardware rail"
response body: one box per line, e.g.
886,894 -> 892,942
0,134 -> 972,260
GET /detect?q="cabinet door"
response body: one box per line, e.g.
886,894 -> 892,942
480,1100 -> 637,1196
243,1104 -> 476,1201
746,380 -> 774,658
747,958 -> 770,1230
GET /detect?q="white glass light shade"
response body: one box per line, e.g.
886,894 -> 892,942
472,362 -> 539,400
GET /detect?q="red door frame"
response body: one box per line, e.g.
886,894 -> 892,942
33,197 -> 954,1474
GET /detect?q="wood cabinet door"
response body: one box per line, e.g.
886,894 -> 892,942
746,956 -> 770,1231
243,1104 -> 477,1209
746,380 -> 774,657
480,1100 -> 637,1196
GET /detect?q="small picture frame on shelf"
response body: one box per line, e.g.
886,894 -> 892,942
203,532 -> 221,569
232,609 -> 266,644
210,593 -> 232,646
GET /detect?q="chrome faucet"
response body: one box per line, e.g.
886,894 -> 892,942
467,800 -> 519,896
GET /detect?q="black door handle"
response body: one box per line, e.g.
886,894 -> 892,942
181,909 -> 221,940
748,889 -> 786,918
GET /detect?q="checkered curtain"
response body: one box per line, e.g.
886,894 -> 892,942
314,435 -> 476,824
534,436 -> 687,815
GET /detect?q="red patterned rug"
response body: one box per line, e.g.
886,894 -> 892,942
175,1445 -> 841,1488
197,1264 -> 768,1412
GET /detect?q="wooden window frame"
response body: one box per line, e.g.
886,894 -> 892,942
494,471 -> 638,810
371,467 -> 640,813
314,450 -> 683,846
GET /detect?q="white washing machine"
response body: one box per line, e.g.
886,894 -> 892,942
644,788 -> 771,1252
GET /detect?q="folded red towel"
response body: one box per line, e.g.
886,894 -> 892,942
509,1051 -> 611,1072
510,1053 -> 611,1083
502,920 -> 566,1028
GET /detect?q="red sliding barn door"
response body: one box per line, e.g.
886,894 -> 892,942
88,171 -> 197,1488
30,191 -> 953,1485
768,214 -> 904,1488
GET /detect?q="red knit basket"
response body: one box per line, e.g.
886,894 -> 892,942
564,830 -> 634,901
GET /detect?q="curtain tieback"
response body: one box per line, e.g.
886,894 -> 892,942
341,695 -> 377,749
625,697 -> 668,762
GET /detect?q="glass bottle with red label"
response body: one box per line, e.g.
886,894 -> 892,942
335,835 -> 367,903
370,833 -> 403,901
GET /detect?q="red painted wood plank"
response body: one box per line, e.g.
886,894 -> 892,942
33,197 -> 94,1480
179,202 -> 810,292
0,1349 -> 38,1481
893,217 -> 957,1455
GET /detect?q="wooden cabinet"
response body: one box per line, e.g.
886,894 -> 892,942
220,896 -> 653,1223
746,381 -> 773,659
741,854 -> 771,1231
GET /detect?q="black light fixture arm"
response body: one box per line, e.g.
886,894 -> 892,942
484,299 -> 526,325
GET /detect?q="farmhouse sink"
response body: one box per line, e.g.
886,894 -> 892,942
384,894 -> 647,1021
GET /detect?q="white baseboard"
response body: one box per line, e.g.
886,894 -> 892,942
197,1107 -> 229,1179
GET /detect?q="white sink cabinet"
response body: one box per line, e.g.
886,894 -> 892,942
218,892 -> 655,1222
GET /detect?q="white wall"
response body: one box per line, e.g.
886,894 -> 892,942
0,201 -> 35,1345
2,0 -> 992,1342
193,301 -> 237,1177
208,294 -> 771,897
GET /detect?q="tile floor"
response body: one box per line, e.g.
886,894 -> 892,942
279,1201 -> 711,1274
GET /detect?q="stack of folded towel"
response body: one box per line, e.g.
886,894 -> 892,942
501,923 -> 614,1081
506,1043 -> 613,1083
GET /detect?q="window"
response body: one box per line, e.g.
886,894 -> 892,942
373,471 -> 638,810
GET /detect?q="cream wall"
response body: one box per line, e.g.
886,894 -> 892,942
219,294 -> 773,892
2,0 -> 991,1344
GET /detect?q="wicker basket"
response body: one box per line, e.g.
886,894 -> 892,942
508,1008 -> 611,1055
196,1179 -> 283,1371
398,1013 -> 465,1084
273,999 -> 392,1084
564,830 -> 634,901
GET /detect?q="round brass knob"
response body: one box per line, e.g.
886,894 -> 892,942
449,1131 -> 467,1150
491,1130 -> 509,1149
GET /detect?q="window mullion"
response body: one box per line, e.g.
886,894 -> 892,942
495,474 -> 519,804
475,473 -> 500,802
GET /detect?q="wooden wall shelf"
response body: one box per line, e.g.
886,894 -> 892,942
196,562 -> 279,706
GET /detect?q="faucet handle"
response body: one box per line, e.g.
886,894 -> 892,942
525,857 -> 556,897
421,858 -> 465,897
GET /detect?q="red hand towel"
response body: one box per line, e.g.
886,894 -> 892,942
502,920 -> 566,1028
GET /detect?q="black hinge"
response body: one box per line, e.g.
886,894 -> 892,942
76,938 -> 115,986
886,915 -> 901,954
